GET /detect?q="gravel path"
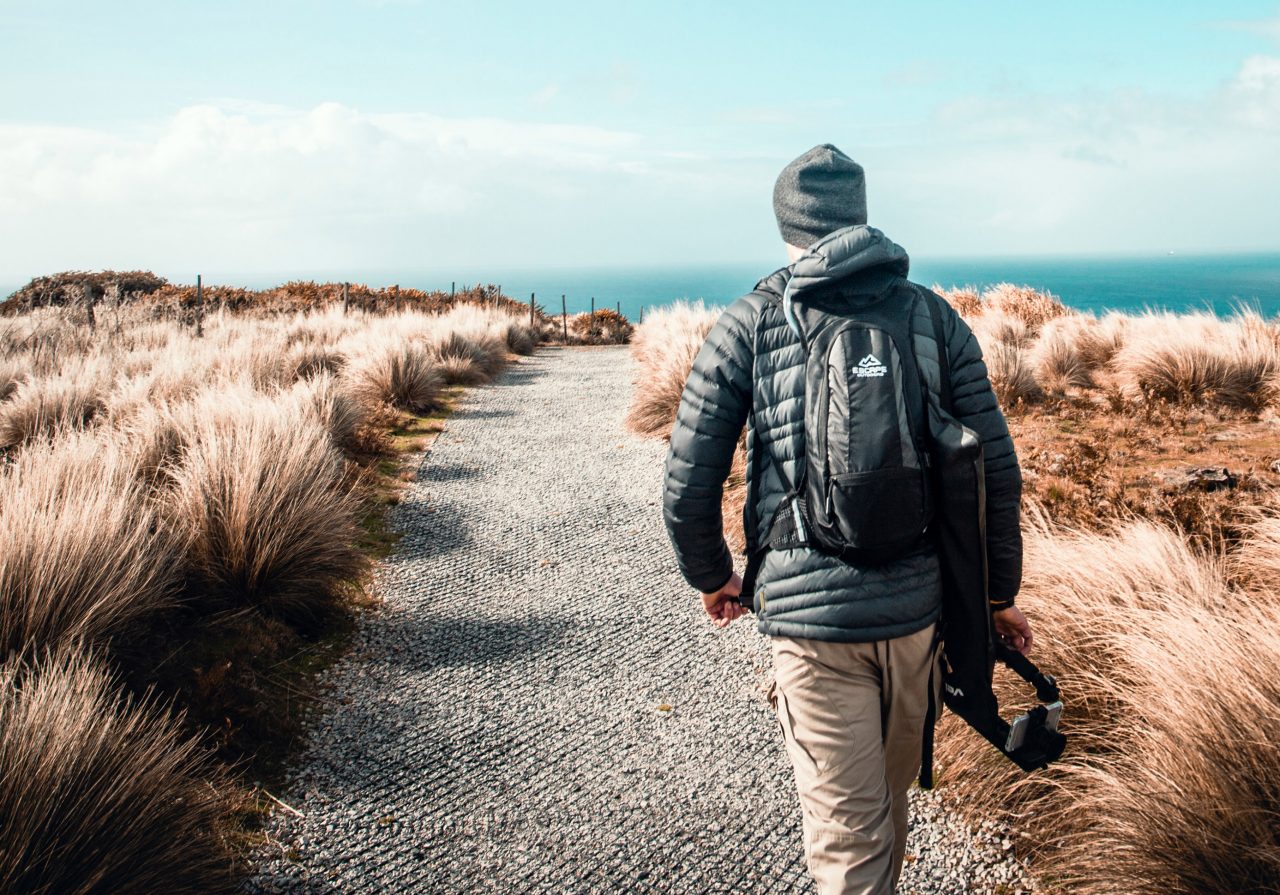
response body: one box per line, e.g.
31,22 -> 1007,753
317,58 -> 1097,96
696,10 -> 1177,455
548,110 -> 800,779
245,346 -> 1036,894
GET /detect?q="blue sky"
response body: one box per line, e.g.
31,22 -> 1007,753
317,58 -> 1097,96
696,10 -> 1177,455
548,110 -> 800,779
2,1 -> 1280,283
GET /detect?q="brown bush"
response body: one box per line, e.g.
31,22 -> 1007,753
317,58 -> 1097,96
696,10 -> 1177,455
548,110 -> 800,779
935,514 -> 1280,895
982,282 -> 1069,330
625,301 -> 721,437
342,341 -> 444,414
163,396 -> 366,622
933,284 -> 984,318
0,367 -> 107,449
0,430 -> 183,656
569,308 -> 634,345
0,650 -> 234,894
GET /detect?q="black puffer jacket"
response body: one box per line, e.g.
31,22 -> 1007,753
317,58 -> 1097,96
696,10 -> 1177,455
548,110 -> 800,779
662,225 -> 1022,643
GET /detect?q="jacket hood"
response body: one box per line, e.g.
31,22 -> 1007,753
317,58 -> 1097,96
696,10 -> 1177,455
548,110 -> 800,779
774,225 -> 910,339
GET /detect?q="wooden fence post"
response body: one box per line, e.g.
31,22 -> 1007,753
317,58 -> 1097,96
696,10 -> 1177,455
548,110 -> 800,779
195,274 -> 203,337
342,282 -> 350,314
561,294 -> 568,343
451,281 -> 455,297
529,292 -> 535,329
616,301 -> 621,317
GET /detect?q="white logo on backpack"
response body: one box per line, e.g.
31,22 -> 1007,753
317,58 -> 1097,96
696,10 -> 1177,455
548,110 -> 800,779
855,353 -> 888,378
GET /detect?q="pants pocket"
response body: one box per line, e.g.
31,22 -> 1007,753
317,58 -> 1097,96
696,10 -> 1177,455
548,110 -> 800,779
772,680 -> 822,780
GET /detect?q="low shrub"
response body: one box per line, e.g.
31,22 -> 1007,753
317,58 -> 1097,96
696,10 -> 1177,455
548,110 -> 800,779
982,282 -> 1069,330
934,285 -> 983,318
1113,310 -> 1280,410
569,308 -> 633,345
163,394 -> 366,623
0,649 -> 233,895
0,366 -> 107,449
342,341 -> 444,413
625,301 -> 721,437
0,430 -> 182,656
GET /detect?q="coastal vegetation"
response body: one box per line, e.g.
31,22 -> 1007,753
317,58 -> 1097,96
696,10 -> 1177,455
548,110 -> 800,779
626,283 -> 1280,894
0,272 -> 573,891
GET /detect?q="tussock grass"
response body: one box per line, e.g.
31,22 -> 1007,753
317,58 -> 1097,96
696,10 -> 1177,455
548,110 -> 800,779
0,359 -> 23,401
934,285 -> 983,317
0,430 -> 182,656
0,287 -> 536,891
342,341 -> 444,414
0,366 -> 107,448
0,650 -> 233,895
1112,310 -> 1280,410
1032,317 -> 1095,396
983,282 -> 1070,329
935,512 -> 1280,895
980,340 -> 1042,406
163,392 -> 365,623
625,300 -> 722,437
426,331 -> 496,385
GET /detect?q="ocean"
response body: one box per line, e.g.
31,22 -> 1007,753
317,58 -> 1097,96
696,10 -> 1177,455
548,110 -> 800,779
5,253 -> 1279,321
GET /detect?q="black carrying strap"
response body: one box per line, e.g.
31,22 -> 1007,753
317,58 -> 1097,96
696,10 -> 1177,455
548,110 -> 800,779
919,289 -> 951,790
925,291 -> 953,413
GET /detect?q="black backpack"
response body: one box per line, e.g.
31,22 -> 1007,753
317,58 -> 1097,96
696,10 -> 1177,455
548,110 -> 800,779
746,279 -> 935,569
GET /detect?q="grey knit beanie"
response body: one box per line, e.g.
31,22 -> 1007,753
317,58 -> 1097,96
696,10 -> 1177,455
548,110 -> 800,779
772,144 -> 867,249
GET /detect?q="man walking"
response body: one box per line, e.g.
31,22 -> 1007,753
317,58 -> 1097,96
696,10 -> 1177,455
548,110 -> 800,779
662,144 -> 1032,894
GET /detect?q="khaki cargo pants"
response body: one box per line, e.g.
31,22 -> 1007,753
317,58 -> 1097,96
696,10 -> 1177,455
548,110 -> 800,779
766,620 -> 943,895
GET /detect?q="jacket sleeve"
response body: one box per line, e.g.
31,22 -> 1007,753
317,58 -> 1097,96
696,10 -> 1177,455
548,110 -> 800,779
662,297 -> 757,593
942,305 -> 1024,603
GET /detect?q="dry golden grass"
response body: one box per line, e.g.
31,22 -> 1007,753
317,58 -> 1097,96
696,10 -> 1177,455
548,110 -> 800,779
0,429 -> 183,656
625,300 -> 722,437
0,649 -> 233,895
0,291 -> 538,890
342,341 -> 444,414
1113,310 -> 1280,410
1031,317 -> 1095,396
163,390 -> 366,623
981,340 -> 1043,406
0,365 -> 108,448
934,512 -> 1280,895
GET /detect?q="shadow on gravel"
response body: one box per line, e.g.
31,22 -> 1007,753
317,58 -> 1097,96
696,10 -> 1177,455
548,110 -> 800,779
490,364 -> 547,387
243,874 -> 335,895
450,407 -> 517,420
418,461 -> 484,483
393,500 -> 473,559
373,613 -> 569,673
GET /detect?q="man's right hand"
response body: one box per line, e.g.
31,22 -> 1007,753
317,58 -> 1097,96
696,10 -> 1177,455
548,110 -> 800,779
701,572 -> 745,628
993,605 -> 1034,654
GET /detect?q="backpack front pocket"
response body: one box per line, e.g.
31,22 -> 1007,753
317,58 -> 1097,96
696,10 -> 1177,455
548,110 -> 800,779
826,466 -> 930,555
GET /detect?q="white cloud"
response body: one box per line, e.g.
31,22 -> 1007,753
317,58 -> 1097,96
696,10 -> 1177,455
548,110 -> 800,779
531,83 -> 560,106
0,101 -> 679,279
4,50 -> 1280,285
866,54 -> 1280,255
1220,12 -> 1280,44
